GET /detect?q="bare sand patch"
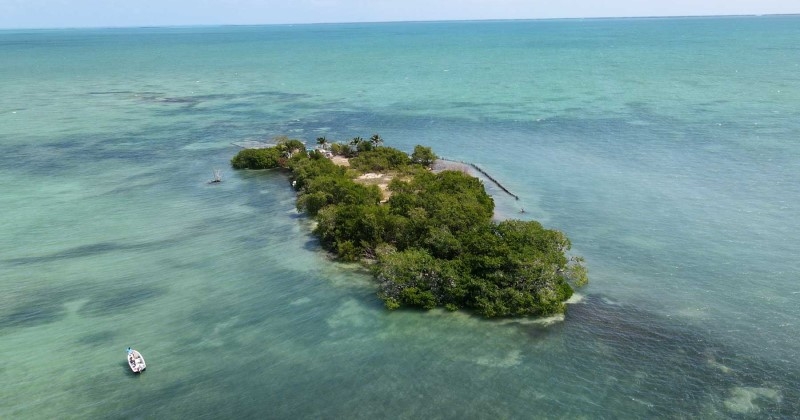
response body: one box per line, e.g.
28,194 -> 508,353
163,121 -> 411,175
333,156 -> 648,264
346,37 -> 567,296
355,172 -> 394,202
327,156 -> 392,200
331,156 -> 350,167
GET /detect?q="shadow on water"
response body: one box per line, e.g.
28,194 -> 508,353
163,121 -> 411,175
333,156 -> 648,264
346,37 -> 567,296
3,137 -> 166,176
0,299 -> 67,330
0,281 -> 90,331
76,330 -> 117,347
302,237 -> 322,252
64,291 -> 799,419
4,237 -> 189,266
555,295 -> 798,418
79,285 -> 167,317
1,282 -> 166,332
5,242 -> 141,266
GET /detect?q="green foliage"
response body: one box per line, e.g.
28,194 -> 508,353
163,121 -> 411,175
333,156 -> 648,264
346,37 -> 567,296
565,256 -> 589,287
401,287 -> 437,310
380,170 -> 582,317
277,138 -> 306,154
330,142 -> 350,157
411,145 -> 437,167
336,240 -> 361,262
384,298 -> 401,311
349,147 -> 412,172
230,147 -> 284,169
326,134 -> 388,160
241,137 -> 586,318
356,140 -> 374,153
388,170 -> 494,239
230,137 -> 308,170
288,154 -> 346,191
375,248 -> 462,310
296,191 -> 331,217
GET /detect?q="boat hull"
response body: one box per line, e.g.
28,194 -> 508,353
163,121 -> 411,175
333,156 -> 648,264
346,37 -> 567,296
127,349 -> 146,373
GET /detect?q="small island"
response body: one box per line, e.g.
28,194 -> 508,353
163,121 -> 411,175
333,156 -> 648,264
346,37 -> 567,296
231,135 -> 587,318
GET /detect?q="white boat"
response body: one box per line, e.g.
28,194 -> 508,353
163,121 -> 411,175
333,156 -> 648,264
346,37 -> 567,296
126,347 -> 146,373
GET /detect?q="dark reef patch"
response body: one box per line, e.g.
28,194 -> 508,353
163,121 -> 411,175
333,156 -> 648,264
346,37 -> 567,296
0,302 -> 66,330
553,295 -> 798,417
79,285 -> 167,317
76,330 -> 117,346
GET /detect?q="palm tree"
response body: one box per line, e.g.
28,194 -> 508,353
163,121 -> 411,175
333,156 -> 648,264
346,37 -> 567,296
370,134 -> 383,147
316,136 -> 328,150
350,136 -> 363,146
279,145 -> 292,159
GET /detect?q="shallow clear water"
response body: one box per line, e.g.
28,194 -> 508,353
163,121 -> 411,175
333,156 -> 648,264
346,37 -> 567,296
1,17 -> 799,418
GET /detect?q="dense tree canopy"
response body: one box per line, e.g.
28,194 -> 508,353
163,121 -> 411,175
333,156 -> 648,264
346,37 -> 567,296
231,137 -> 586,317
349,147 -> 412,172
411,145 -> 437,167
230,137 -> 307,170
230,147 -> 284,170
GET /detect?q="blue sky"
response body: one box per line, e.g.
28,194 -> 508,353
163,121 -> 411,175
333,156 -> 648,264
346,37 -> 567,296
1,0 -> 797,29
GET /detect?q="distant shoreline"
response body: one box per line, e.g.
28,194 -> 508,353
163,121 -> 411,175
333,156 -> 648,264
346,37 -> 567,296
3,14 -> 797,31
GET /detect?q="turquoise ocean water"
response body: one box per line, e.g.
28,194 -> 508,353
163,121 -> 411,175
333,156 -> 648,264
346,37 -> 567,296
1,16 -> 799,418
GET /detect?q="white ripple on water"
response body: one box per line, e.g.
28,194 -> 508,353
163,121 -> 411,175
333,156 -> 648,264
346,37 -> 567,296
724,387 -> 782,415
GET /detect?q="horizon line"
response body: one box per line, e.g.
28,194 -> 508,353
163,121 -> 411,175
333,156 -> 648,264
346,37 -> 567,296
1,12 -> 798,31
